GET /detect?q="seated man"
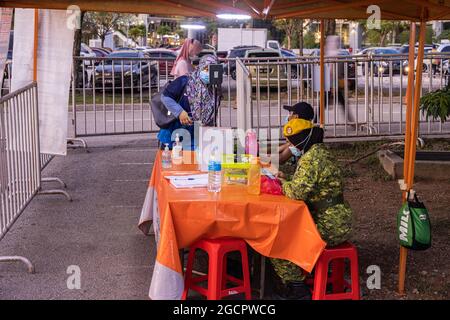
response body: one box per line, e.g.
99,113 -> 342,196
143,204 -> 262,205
271,116 -> 353,300
279,102 -> 315,165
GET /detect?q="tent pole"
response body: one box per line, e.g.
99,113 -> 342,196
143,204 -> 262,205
403,22 -> 416,198
33,9 -> 38,82
398,17 -> 426,296
398,21 -> 416,296
407,19 -> 426,188
320,19 -> 325,127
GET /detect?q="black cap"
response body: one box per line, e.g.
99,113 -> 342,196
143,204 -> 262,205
283,102 -> 314,121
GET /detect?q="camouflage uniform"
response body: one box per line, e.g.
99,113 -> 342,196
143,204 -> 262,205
271,143 -> 353,283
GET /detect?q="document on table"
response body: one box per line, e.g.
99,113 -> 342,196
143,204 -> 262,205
165,174 -> 208,189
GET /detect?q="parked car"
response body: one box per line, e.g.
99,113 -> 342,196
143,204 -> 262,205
245,48 -> 288,89
93,51 -> 157,90
280,49 -> 302,79
192,49 -> 217,66
80,43 -> 97,67
144,48 -> 177,77
310,49 -> 356,89
402,46 -> 434,75
91,47 -> 110,58
224,46 -> 262,80
358,47 -> 401,76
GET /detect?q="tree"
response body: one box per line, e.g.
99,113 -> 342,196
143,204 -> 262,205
274,18 -> 304,49
129,24 -> 146,42
304,30 -> 319,49
83,12 -> 129,47
156,25 -> 172,36
324,19 -> 336,36
437,29 -> 450,42
360,20 -> 408,46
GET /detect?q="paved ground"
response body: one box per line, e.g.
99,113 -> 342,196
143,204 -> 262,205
0,134 -> 158,299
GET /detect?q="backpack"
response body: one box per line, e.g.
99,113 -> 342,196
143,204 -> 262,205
397,192 -> 432,250
150,82 -> 177,129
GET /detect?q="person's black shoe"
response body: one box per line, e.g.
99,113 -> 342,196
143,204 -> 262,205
272,281 -> 312,300
287,281 -> 312,300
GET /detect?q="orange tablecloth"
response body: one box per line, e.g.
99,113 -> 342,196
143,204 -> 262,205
138,151 -> 326,300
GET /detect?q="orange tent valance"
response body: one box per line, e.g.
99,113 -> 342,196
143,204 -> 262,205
1,0 -> 450,21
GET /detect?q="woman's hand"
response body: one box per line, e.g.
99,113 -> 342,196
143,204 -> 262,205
179,110 -> 193,126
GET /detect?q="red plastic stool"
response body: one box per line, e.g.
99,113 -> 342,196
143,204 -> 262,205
306,242 -> 360,300
182,238 -> 252,300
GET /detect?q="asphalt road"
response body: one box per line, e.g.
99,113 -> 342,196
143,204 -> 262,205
0,134 -> 158,299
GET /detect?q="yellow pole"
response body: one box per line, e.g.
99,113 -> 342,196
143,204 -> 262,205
33,9 -> 39,82
319,19 -> 325,127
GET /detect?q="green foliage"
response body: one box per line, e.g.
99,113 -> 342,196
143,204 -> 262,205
83,12 -> 132,44
420,88 -> 450,122
128,24 -> 146,41
304,30 -> 319,48
436,29 -> 450,42
360,20 -> 408,46
156,25 -> 172,36
274,18 -> 303,49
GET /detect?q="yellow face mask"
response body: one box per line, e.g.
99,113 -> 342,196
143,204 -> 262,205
283,118 -> 314,137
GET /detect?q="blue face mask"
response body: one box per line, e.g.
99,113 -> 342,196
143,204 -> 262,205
289,145 -> 303,158
199,70 -> 210,84
282,115 -> 290,126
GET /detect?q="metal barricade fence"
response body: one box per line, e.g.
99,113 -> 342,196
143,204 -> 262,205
0,82 -> 39,272
241,53 -> 450,139
71,56 -> 240,136
71,54 -> 450,140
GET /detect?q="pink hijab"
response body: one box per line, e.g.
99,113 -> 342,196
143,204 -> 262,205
171,38 -> 194,77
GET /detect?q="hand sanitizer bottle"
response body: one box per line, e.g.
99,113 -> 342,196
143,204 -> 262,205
172,133 -> 183,165
162,144 -> 172,169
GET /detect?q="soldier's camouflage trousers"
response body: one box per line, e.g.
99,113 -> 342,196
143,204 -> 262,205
270,203 -> 352,283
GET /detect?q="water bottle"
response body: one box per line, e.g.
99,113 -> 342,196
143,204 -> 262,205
172,133 -> 183,165
162,144 -> 172,169
208,148 -> 222,193
247,155 -> 261,195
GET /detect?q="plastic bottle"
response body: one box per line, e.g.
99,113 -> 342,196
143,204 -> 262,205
172,133 -> 183,165
245,130 -> 258,157
207,147 -> 222,193
247,156 -> 261,195
162,144 -> 172,169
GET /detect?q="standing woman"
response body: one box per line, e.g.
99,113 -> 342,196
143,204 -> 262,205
158,55 -> 220,150
171,38 -> 203,79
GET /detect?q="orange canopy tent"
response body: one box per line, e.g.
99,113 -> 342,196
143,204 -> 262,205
3,0 -> 449,296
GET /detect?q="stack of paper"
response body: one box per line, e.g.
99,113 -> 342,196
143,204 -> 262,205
165,174 -> 208,189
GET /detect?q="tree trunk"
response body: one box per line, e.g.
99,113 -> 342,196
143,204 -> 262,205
325,19 -> 336,36
287,35 -> 291,49
72,12 -> 85,93
298,19 -> 304,56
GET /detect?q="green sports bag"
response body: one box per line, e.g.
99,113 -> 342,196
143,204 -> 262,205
397,192 -> 432,250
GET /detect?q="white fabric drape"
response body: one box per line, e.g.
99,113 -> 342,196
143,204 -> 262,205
12,9 -> 74,155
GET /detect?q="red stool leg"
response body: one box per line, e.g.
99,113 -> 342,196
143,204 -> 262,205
206,248 -> 223,300
240,246 -> 252,300
349,249 -> 360,300
222,254 -> 228,290
182,247 -> 197,300
312,257 -> 330,300
331,259 -> 345,293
